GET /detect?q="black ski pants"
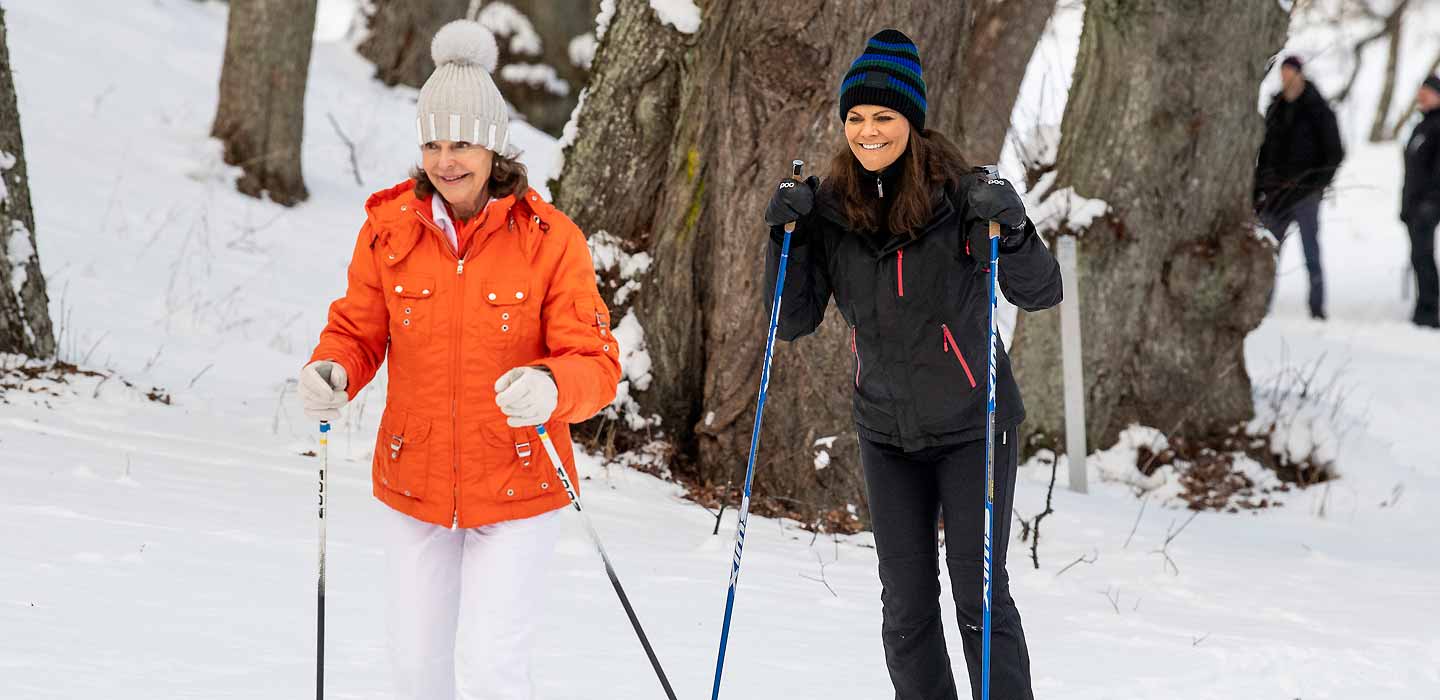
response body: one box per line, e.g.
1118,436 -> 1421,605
1407,214 -> 1439,325
860,429 -> 1034,700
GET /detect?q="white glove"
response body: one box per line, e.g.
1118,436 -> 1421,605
494,366 -> 558,428
299,360 -> 349,422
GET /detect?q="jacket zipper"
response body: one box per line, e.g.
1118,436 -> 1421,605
941,324 -> 977,389
414,210 -> 465,529
896,249 -> 904,297
850,326 -> 861,388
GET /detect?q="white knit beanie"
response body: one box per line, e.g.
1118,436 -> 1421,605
416,20 -> 516,157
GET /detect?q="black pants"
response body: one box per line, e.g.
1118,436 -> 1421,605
1261,192 -> 1325,317
861,429 -> 1033,700
1407,215 -> 1439,325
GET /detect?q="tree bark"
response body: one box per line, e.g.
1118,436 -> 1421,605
0,5 -> 55,359
956,0 -> 1056,165
357,0 -> 469,89
211,0 -> 318,206
1011,0 -> 1290,454
555,0 -> 981,520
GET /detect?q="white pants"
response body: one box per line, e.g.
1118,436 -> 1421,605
384,506 -> 563,700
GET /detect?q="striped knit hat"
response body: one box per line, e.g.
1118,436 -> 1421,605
416,20 -> 518,157
839,29 -> 927,131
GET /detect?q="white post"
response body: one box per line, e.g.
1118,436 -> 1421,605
1057,235 -> 1088,494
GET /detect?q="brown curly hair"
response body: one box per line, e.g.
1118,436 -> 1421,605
409,154 -> 530,201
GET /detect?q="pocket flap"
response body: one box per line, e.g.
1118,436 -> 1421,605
380,407 -> 431,443
573,294 -> 611,334
392,275 -> 436,299
484,279 -> 531,306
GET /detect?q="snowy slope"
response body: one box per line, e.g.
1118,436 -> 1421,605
1,1 -> 1437,699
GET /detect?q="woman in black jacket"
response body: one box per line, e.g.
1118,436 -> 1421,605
763,29 -> 1062,700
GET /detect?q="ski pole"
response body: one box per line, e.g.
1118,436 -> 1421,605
711,158 -> 804,700
980,164 -> 1002,700
534,424 -> 678,700
316,420 -> 329,700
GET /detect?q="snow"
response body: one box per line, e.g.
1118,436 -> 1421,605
1027,171 -> 1110,235
0,149 -> 14,203
594,0 -> 617,41
1,0 -> 1438,698
648,0 -> 701,34
568,32 -> 597,71
476,1 -> 543,57
498,62 -> 570,96
6,217 -> 34,297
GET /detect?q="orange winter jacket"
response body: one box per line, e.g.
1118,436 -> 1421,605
309,180 -> 620,528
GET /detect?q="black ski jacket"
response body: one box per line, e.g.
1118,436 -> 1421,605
765,172 -> 1062,452
1402,109 -> 1440,226
1254,81 -> 1345,216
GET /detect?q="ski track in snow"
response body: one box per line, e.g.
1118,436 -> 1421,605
1,0 -> 1438,697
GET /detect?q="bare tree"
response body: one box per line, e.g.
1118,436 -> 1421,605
554,0 -> 1039,519
956,0 -> 1056,165
356,0 -> 469,88
491,0 -> 601,136
0,5 -> 55,358
1010,0 -> 1290,453
211,0 -> 318,206
1367,0 -> 1410,142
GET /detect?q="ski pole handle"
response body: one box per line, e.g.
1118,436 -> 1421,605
784,159 -> 805,233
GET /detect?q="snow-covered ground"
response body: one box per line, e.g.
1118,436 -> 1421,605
2,1 -> 1437,698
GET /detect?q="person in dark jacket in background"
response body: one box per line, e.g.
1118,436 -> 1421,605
1401,74 -> 1440,328
763,29 -> 1061,700
1255,55 -> 1346,320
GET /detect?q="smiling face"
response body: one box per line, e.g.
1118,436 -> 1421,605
846,105 -> 911,172
421,140 -> 494,217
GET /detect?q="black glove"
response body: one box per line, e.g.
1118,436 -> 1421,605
765,176 -> 820,229
965,220 -> 1033,268
967,176 -> 1027,229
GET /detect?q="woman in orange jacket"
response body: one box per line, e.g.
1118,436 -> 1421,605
298,20 -> 620,700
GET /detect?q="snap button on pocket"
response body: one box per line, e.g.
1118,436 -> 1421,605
488,292 -> 497,301
395,285 -> 403,293
515,291 -> 524,300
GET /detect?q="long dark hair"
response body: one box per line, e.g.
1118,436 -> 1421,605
409,154 -> 530,202
826,127 -> 969,236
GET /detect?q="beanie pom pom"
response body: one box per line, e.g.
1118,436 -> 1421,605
431,20 -> 499,73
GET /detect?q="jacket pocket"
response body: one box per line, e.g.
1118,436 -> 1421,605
480,277 -> 533,348
389,274 -> 437,343
375,406 -> 432,500
484,425 -> 561,503
941,324 -> 977,389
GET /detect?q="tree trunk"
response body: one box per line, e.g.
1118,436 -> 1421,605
1368,14 -> 1402,143
555,0 -> 981,521
211,0 -> 317,206
494,0 -> 601,136
356,0 -> 469,89
1010,0 -> 1289,456
0,6 -> 55,359
956,0 -> 1055,165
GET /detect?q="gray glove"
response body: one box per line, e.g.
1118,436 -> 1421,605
299,360 -> 348,422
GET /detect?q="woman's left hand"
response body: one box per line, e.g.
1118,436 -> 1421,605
494,367 -> 558,427
967,176 -> 1027,229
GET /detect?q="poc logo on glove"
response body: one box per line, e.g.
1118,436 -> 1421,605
779,181 -> 796,189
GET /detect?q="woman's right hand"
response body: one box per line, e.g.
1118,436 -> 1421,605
299,360 -> 349,421
764,176 -> 820,229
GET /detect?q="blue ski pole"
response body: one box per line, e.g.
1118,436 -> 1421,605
980,164 -> 1002,700
711,158 -> 804,700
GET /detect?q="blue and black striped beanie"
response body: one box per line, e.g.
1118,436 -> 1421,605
839,29 -> 927,131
